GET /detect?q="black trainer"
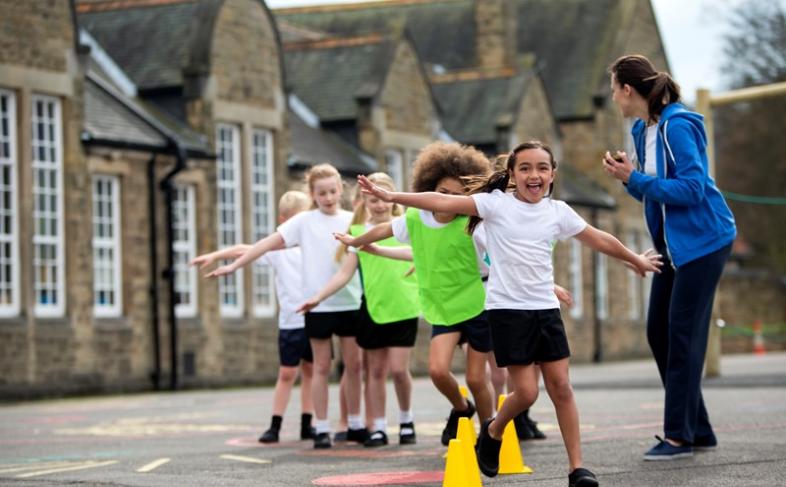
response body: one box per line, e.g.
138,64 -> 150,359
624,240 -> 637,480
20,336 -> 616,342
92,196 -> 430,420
476,418 -> 501,478
313,432 -> 332,449
514,410 -> 546,440
363,430 -> 388,447
258,427 -> 279,443
399,422 -> 416,445
346,427 -> 369,443
300,425 -> 316,440
568,467 -> 598,487
440,399 -> 476,446
333,430 -> 348,442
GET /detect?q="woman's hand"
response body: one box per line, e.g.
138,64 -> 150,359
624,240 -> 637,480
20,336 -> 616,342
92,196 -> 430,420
357,175 -> 395,202
297,296 -> 321,314
602,150 -> 635,183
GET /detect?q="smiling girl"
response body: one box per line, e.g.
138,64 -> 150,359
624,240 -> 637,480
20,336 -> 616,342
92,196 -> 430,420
208,163 -> 365,449
355,141 -> 663,487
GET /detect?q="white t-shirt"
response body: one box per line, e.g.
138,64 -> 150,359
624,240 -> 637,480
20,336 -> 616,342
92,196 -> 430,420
391,209 -> 487,276
471,190 -> 587,310
278,209 -> 362,312
258,248 -> 305,330
644,124 -> 658,176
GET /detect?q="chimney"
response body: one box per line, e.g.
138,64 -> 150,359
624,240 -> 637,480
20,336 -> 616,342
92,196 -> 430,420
474,0 -> 516,69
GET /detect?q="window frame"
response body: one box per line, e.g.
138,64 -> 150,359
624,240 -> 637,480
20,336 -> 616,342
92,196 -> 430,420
215,123 -> 244,318
250,128 -> 276,318
172,184 -> 198,318
568,238 -> 583,319
91,175 -> 123,318
595,252 -> 609,321
0,88 -> 20,317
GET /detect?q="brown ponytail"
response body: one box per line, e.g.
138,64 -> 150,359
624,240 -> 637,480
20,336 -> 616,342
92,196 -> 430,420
609,55 -> 681,121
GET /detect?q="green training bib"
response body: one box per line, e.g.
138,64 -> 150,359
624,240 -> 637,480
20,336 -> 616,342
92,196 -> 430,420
350,224 -> 421,324
404,208 -> 485,326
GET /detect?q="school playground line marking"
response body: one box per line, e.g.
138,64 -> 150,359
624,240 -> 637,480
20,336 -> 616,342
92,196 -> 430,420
312,471 -> 444,485
136,458 -> 171,473
14,460 -> 118,478
219,454 -> 272,465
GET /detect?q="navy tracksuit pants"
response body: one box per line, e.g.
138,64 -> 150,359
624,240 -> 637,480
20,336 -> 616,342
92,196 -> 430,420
647,244 -> 732,443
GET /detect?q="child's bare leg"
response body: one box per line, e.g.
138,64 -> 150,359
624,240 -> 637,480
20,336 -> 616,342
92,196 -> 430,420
337,372 -> 348,432
272,366 -> 298,416
365,348 -> 389,422
428,333 -> 465,409
339,336 -> 363,417
487,352 -> 507,410
466,347 -> 494,422
488,364 -> 539,439
541,358 -> 582,471
362,350 -> 373,428
300,361 -> 314,414
388,347 -> 413,412
310,338 -> 333,426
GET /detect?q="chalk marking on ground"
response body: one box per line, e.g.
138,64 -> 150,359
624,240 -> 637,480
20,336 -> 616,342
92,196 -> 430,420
136,458 -> 170,473
219,454 -> 271,464
15,460 -> 118,478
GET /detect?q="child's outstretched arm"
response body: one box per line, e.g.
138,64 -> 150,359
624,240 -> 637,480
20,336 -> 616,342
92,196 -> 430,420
361,244 -> 413,262
334,221 -> 394,248
206,232 -> 286,278
297,253 -> 359,314
574,226 -> 663,276
357,175 -> 479,216
190,244 -> 252,272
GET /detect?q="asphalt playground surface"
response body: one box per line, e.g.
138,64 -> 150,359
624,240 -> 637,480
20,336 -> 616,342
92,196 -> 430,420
1,353 -> 785,486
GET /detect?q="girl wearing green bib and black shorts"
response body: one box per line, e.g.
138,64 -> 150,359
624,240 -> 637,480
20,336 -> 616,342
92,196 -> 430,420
336,143 -> 496,447
299,173 -> 421,448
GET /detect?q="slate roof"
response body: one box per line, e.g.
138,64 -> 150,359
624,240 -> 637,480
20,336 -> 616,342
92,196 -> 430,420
432,71 -> 532,145
555,163 -> 616,209
288,109 -> 377,175
276,0 -> 628,120
77,1 -> 203,90
284,38 -> 395,122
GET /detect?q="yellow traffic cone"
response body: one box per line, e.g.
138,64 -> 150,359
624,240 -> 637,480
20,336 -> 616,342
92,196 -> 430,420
444,385 -> 474,459
443,439 -> 478,487
497,394 -> 533,475
456,417 -> 480,485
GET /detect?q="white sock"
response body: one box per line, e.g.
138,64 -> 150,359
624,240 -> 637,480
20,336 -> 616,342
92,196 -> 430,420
372,417 -> 387,433
399,410 -> 414,424
347,414 -> 364,430
315,419 -> 331,434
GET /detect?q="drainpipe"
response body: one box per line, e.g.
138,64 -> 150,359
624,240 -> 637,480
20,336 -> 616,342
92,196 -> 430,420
160,143 -> 188,391
591,208 -> 603,363
147,155 -> 162,390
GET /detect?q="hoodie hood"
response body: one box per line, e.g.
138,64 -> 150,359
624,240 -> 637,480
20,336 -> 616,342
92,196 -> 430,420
632,103 -> 707,147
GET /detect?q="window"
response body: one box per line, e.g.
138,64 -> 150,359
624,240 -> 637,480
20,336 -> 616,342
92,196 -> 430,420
384,149 -> 404,190
250,128 -> 275,317
568,239 -> 583,319
32,95 -> 65,317
0,89 -> 19,317
172,184 -> 197,318
595,253 -> 608,321
215,123 -> 243,317
626,230 -> 641,320
92,175 -> 122,317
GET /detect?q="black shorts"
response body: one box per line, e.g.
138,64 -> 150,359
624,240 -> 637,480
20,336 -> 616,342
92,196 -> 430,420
430,311 -> 492,353
278,328 -> 313,366
487,308 -> 570,367
355,300 -> 418,350
304,310 -> 360,339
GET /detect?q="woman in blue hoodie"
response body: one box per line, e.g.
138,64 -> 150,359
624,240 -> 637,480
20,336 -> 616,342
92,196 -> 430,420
602,54 -> 736,461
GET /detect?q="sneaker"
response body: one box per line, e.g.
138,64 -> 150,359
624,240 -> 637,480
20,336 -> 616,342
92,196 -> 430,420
513,411 -> 546,441
693,434 -> 718,452
643,435 -> 693,460
475,418 -> 501,478
399,422 -> 417,445
568,467 -> 599,487
364,430 -> 388,447
258,427 -> 279,443
333,430 -> 348,442
313,432 -> 332,449
300,426 -> 316,440
440,399 -> 476,446
346,427 -> 369,443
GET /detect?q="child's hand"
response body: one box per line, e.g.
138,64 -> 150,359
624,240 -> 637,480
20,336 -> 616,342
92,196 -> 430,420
357,175 -> 394,202
206,264 -> 236,278
297,297 -> 320,314
190,252 -> 216,271
334,232 -> 358,247
404,265 -> 415,277
554,284 -> 574,307
627,248 -> 663,276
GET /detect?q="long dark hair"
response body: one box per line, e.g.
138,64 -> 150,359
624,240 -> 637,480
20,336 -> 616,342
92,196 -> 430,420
466,141 -> 557,234
609,54 -> 681,121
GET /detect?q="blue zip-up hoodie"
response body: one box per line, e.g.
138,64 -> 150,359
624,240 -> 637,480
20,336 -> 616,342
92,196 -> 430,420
625,103 -> 736,267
